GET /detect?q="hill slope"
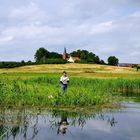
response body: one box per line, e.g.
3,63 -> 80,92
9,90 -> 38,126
0,63 -> 139,78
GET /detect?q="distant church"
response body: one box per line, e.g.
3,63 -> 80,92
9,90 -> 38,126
62,47 -> 80,63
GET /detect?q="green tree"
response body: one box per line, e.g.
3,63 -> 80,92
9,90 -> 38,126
34,47 -> 49,62
87,52 -> 95,62
70,49 -> 102,64
94,56 -> 100,64
21,60 -> 25,66
100,60 -> 106,65
49,52 -> 62,58
108,56 -> 119,66
134,64 -> 140,72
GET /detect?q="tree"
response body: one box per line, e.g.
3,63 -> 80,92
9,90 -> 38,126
70,49 -> 101,64
87,52 -> 95,62
34,47 -> 49,62
108,56 -> 119,66
49,52 -> 62,59
94,56 -> 100,64
134,64 -> 140,72
21,60 -> 25,66
100,60 -> 106,65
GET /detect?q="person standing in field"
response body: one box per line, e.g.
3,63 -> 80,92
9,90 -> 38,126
60,71 -> 69,92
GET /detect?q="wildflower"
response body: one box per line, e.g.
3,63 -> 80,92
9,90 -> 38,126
48,95 -> 53,99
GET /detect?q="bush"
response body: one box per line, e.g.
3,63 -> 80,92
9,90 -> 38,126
0,59 -> 67,69
43,59 -> 67,64
108,56 -> 119,66
0,61 -> 36,68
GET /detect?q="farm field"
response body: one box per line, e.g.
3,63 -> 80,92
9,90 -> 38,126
0,63 -> 140,79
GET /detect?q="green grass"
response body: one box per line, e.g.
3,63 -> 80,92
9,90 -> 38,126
0,73 -> 140,107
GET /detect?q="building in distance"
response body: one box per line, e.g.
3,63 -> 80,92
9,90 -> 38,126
62,47 -> 81,63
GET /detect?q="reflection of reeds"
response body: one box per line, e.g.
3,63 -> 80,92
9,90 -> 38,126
0,75 -> 140,107
0,108 -> 40,139
0,108 -> 117,139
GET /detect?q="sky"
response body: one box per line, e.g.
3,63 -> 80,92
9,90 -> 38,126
0,0 -> 140,63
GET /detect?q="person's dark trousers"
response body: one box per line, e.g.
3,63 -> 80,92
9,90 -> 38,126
62,84 -> 67,92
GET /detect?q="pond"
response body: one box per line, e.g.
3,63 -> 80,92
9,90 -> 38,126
0,101 -> 140,140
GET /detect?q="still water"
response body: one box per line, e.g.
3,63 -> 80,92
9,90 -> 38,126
0,101 -> 140,140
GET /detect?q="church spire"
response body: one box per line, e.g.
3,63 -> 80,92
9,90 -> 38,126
63,47 -> 67,60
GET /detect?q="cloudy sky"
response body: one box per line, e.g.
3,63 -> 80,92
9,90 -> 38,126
0,0 -> 140,63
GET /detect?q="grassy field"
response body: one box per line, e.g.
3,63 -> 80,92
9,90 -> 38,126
0,63 -> 140,108
0,63 -> 140,79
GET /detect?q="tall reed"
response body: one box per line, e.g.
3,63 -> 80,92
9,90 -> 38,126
0,75 -> 140,107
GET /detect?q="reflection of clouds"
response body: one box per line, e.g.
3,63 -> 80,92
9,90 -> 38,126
86,119 -> 112,133
131,137 -> 140,140
31,115 -> 50,127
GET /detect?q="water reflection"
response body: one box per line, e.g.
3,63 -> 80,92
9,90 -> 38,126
49,109 -> 118,136
0,108 -> 39,140
57,113 -> 69,135
0,108 -> 118,140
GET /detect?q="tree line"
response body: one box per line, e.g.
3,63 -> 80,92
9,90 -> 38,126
0,61 -> 35,68
0,47 -> 119,68
34,47 -> 119,65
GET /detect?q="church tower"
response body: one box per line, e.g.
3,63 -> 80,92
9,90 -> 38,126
63,47 -> 67,60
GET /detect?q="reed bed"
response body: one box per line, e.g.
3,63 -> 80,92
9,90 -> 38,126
0,74 -> 140,107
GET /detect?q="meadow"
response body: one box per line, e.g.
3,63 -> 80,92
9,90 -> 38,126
0,63 -> 140,108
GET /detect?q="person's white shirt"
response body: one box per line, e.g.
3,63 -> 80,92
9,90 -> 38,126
60,76 -> 69,84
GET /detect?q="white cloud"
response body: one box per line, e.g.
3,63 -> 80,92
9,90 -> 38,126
77,21 -> 114,36
130,10 -> 140,17
0,0 -> 140,62
96,45 -> 117,54
130,51 -> 140,56
2,25 -> 63,39
0,36 -> 14,45
9,2 -> 47,24
89,21 -> 114,35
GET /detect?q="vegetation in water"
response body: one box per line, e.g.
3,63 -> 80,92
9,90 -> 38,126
0,108 -> 118,139
0,73 -> 140,107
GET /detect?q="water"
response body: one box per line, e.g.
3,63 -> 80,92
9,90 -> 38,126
0,101 -> 140,140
